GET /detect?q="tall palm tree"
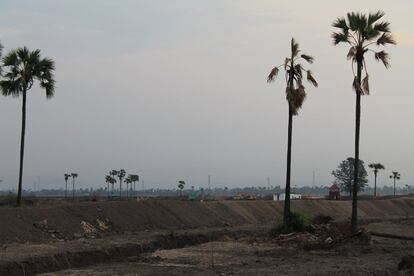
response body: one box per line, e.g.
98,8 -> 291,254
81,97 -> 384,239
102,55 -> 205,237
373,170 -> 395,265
0,47 -> 55,206
267,38 -> 318,227
332,11 -> 395,233
105,175 -> 112,198
129,174 -> 139,197
71,173 -> 78,200
64,173 -> 71,199
389,171 -> 401,197
117,169 -> 126,197
110,170 -> 118,195
124,176 -> 132,198
368,163 -> 385,197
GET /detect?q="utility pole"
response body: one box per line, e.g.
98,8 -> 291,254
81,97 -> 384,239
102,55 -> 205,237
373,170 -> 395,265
208,175 -> 211,191
267,177 -> 270,191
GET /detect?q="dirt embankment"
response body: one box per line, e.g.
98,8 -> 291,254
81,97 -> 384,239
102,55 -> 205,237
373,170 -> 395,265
1,196 -> 413,244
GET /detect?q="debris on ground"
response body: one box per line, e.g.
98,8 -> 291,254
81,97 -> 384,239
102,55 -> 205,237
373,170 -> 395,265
80,221 -> 100,238
33,219 -> 65,240
272,216 -> 371,251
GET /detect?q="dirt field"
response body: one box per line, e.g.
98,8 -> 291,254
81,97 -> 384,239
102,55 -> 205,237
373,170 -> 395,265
1,196 -> 413,244
0,197 -> 413,275
40,220 -> 414,275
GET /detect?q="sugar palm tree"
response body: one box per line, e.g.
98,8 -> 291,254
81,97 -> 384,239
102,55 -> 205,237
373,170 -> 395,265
129,174 -> 139,197
117,169 -> 126,197
64,173 -> 71,199
368,163 -> 385,197
178,180 -> 185,196
124,176 -> 132,198
0,47 -> 55,206
389,171 -> 401,197
105,175 -> 113,198
267,38 -> 318,227
71,173 -> 78,200
332,11 -> 396,233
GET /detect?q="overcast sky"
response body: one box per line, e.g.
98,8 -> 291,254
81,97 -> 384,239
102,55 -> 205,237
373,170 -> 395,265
0,0 -> 413,191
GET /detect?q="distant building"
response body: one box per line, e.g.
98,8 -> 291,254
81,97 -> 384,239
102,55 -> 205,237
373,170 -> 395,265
328,183 -> 341,200
274,193 -> 302,201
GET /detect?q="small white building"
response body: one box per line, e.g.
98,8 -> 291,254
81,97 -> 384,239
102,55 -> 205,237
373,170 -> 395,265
273,193 -> 302,201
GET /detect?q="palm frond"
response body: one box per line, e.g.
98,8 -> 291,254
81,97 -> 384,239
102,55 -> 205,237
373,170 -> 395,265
362,74 -> 369,95
267,66 -> 279,82
294,64 -> 303,79
374,51 -> 390,69
352,76 -> 363,94
300,54 -> 314,64
332,32 -> 350,45
284,58 -> 291,69
373,21 -> 390,33
306,70 -> 318,87
368,11 -> 385,25
332,17 -> 349,31
291,38 -> 300,57
347,47 -> 357,60
377,32 -> 396,45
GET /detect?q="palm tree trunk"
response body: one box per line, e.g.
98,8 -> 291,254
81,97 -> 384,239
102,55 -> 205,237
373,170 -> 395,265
283,107 -> 293,227
351,61 -> 362,234
65,180 -> 68,199
72,178 -> 75,200
119,178 -> 122,197
374,172 -> 377,198
394,178 -> 396,197
107,183 -> 109,198
16,90 -> 27,207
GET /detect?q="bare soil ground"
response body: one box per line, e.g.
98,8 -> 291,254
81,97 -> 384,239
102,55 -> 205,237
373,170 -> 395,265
40,220 -> 414,276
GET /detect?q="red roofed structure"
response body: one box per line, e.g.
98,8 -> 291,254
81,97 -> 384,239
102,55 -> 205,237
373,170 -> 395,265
329,182 -> 341,200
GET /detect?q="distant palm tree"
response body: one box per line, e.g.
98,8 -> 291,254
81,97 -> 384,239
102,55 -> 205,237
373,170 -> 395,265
64,173 -> 71,199
129,174 -> 139,197
117,169 -> 126,197
105,175 -> 114,198
71,173 -> 78,200
368,163 -> 385,197
267,38 -> 318,227
0,47 -> 55,206
178,180 -> 185,196
332,11 -> 395,233
110,170 -> 118,194
389,171 -> 401,197
124,176 -> 132,198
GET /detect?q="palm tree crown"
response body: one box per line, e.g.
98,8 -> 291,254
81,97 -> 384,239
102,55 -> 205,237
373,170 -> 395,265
267,38 -> 318,115
0,47 -> 55,97
332,11 -> 396,94
368,163 -> 385,174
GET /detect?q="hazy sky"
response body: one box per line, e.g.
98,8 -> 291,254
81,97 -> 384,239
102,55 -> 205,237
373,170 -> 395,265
0,0 -> 413,191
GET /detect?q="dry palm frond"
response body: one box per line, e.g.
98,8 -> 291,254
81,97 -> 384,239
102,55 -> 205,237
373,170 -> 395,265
347,47 -> 357,60
267,67 -> 279,82
291,38 -> 300,57
284,58 -> 291,69
374,51 -> 390,69
362,74 -> 369,95
306,70 -> 318,87
352,76 -> 363,94
294,64 -> 303,79
301,54 -> 314,64
376,32 -> 396,45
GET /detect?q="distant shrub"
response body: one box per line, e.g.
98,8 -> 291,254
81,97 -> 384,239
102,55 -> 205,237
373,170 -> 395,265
270,211 -> 309,236
0,194 -> 17,206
